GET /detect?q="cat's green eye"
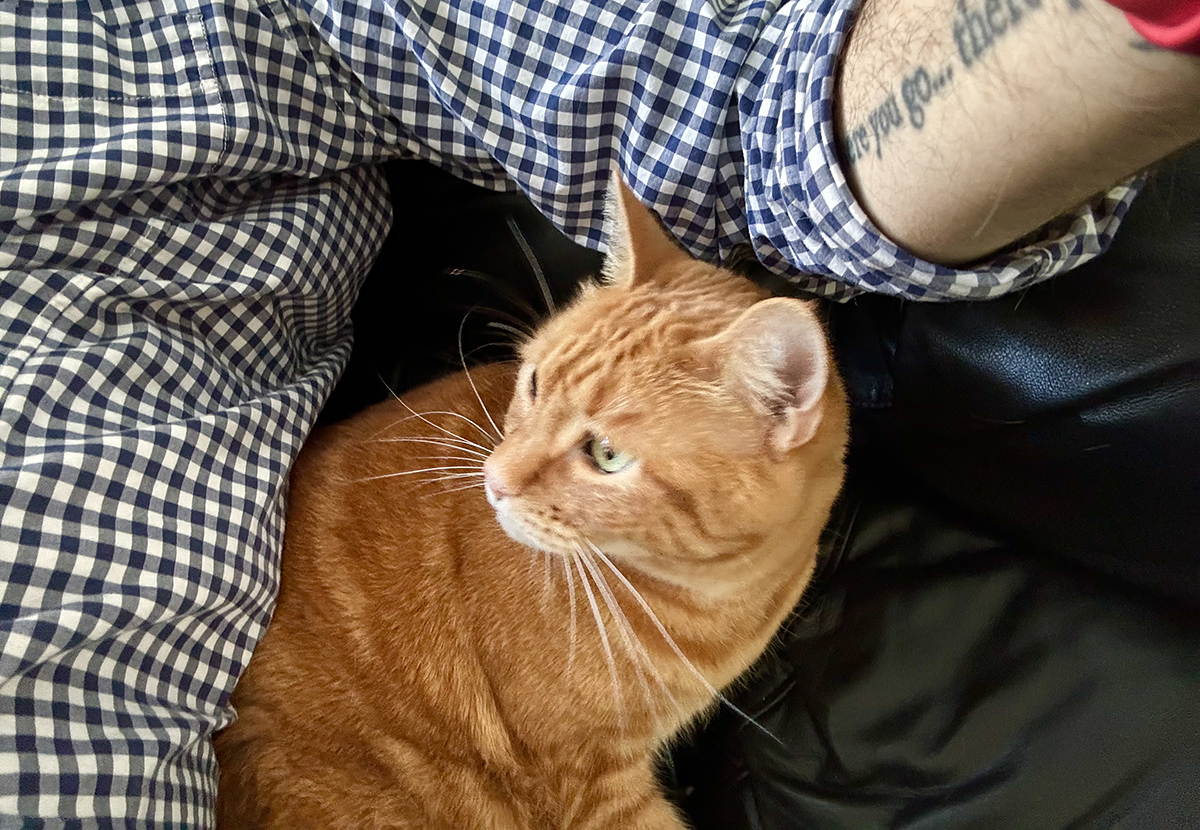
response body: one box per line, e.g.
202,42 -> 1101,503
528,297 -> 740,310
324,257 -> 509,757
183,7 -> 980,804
586,435 -> 633,474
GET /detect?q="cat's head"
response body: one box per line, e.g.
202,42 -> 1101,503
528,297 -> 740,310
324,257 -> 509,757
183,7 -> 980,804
482,178 -> 847,593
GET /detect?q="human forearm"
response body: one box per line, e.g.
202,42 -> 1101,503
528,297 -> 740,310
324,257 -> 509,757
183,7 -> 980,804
836,0 -> 1200,265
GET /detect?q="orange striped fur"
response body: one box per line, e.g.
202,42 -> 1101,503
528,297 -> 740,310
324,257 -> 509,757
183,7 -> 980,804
214,181 -> 849,829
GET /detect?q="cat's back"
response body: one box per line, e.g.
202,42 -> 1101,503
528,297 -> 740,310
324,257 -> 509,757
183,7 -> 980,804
277,363 -> 513,627
215,364 -> 517,829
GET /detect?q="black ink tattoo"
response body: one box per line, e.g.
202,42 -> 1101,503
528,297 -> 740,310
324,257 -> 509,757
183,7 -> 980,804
901,64 -> 953,129
1129,37 -> 1167,51
845,94 -> 904,165
868,95 -> 904,154
844,124 -> 872,166
954,0 -> 1037,67
844,0 -> 1083,167
952,0 -> 1082,66
844,64 -> 953,165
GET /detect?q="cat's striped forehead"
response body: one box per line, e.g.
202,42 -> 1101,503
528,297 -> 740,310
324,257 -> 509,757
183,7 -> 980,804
527,269 -> 759,413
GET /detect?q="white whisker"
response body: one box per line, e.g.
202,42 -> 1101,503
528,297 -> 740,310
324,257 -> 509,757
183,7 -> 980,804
506,215 -> 556,316
399,411 -> 496,446
413,455 -> 491,467
411,472 -> 487,486
581,542 -> 679,717
476,308 -> 536,338
444,268 -> 543,326
419,481 -> 487,499
354,464 -> 484,483
541,549 -> 553,612
362,378 -> 498,445
370,436 -> 490,459
485,321 -> 533,343
577,550 -> 657,716
587,542 -> 781,745
462,345 -> 520,364
562,554 -> 578,674
526,546 -> 540,585
401,464 -> 484,475
458,312 -> 506,443
372,393 -> 496,453
572,548 -> 624,728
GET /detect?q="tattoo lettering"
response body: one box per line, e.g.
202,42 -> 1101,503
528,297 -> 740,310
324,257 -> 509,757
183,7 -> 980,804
845,94 -> 904,165
844,124 -> 872,166
953,0 -> 1081,66
1129,37 -> 1166,51
868,95 -> 904,155
900,65 -> 953,129
954,0 -> 1038,66
844,0 -> 1083,167
844,64 -> 953,165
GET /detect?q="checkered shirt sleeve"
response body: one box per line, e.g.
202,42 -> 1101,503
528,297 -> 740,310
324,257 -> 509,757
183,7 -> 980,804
305,0 -> 1136,301
0,0 -> 1136,826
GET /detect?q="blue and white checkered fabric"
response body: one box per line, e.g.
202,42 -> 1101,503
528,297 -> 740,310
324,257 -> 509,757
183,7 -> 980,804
0,0 -> 1135,825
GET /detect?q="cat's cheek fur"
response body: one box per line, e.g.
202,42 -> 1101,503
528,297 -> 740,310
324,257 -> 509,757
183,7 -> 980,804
492,502 -> 543,550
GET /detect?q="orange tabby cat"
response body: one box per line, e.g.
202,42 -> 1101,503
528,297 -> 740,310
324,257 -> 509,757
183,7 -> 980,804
214,180 -> 849,829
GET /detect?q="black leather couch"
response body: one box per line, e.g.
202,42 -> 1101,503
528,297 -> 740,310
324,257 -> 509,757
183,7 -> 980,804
322,145 -> 1200,829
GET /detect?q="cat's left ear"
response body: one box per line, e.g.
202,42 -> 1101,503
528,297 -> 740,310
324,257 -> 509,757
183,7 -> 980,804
709,298 -> 830,456
601,173 -> 688,287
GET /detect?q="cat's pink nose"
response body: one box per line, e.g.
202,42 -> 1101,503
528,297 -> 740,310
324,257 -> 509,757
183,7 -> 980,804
484,466 -> 510,502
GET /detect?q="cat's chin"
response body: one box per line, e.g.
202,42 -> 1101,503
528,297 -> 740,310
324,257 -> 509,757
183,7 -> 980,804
492,502 -> 565,555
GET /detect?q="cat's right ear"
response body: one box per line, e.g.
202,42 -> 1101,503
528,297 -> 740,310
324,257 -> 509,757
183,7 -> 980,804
709,298 -> 831,457
601,173 -> 687,287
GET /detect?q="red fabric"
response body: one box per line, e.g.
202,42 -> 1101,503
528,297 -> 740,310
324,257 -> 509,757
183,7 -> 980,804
1103,0 -> 1200,54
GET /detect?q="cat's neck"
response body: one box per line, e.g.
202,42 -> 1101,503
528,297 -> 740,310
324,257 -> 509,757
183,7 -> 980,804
450,488 -> 827,760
